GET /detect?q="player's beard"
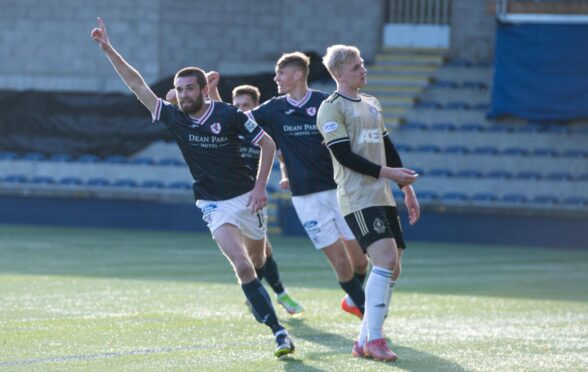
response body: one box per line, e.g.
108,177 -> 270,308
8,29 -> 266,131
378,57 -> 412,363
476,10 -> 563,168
180,94 -> 204,114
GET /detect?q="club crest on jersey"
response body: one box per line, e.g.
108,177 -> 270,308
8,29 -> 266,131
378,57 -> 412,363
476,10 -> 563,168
210,122 -> 221,134
322,121 -> 338,133
373,218 -> 386,234
306,107 -> 316,116
244,119 -> 257,133
369,106 -> 379,117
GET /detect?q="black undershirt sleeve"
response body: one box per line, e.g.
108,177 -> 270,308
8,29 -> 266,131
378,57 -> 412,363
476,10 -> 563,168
328,140 -> 381,178
384,134 -> 403,167
383,134 -> 406,189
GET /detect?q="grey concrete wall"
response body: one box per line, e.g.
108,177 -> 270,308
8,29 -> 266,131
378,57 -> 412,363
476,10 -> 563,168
450,0 -> 496,62
0,0 -> 385,93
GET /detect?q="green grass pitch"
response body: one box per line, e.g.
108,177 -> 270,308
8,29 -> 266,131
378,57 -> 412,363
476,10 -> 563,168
0,225 -> 586,371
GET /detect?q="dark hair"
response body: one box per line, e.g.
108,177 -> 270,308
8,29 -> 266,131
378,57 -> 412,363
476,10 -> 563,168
232,84 -> 261,105
276,52 -> 310,77
174,67 -> 207,89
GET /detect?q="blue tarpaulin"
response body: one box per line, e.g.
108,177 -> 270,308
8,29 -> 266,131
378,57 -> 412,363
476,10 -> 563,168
489,22 -> 588,122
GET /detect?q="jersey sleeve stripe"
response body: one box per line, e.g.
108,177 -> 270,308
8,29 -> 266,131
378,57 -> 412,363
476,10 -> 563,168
251,129 -> 266,145
152,98 -> 162,122
326,137 -> 350,147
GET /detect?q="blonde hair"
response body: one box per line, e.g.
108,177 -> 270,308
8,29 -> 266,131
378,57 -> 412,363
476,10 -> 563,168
322,44 -> 361,79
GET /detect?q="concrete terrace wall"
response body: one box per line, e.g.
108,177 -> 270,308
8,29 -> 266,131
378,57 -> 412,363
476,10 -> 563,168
0,0 -> 385,93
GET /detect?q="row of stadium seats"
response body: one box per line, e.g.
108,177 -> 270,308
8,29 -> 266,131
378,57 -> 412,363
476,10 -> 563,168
1,174 -> 193,189
395,144 -> 588,158
0,152 -> 186,166
414,101 -> 489,110
414,168 -> 588,181
393,189 -> 588,207
400,121 -> 588,134
429,80 -> 488,90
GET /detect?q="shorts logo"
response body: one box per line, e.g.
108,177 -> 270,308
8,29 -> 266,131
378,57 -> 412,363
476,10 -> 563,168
373,218 -> 386,234
244,119 -> 258,133
322,121 -> 338,133
200,204 -> 217,224
210,123 -> 221,134
303,220 -> 320,235
306,107 -> 316,116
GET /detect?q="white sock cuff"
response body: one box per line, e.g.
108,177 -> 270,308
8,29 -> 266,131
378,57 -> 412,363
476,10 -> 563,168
371,266 -> 393,279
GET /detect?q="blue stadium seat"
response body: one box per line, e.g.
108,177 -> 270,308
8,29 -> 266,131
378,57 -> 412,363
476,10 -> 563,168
531,195 -> 559,205
515,171 -> 542,180
577,173 -> 588,182
140,180 -> 165,189
168,181 -> 192,190
501,194 -> 527,203
402,121 -> 427,131
158,158 -> 184,166
415,144 -> 441,153
455,169 -> 483,178
77,154 -> 100,163
431,122 -> 456,131
417,191 -> 439,202
441,192 -> 469,202
427,168 -> 453,177
31,176 -> 55,184
130,157 -> 155,165
113,179 -> 138,188
0,152 -> 18,160
486,170 -> 512,179
472,103 -> 490,110
531,148 -> 558,157
445,59 -> 473,67
3,174 -> 27,183
86,178 -> 111,186
472,146 -> 499,155
445,145 -> 470,154
104,155 -> 127,164
546,171 -> 574,181
515,123 -> 543,133
461,81 -> 488,90
573,126 -> 588,135
544,125 -> 570,134
59,177 -> 83,186
502,147 -> 529,156
445,101 -> 471,110
472,193 -> 498,202
563,196 -> 588,206
415,101 -> 442,109
486,124 -> 513,133
23,152 -> 45,161
460,123 -> 485,132
430,80 -> 458,89
49,153 -> 72,162
395,144 -> 412,153
562,149 -> 588,158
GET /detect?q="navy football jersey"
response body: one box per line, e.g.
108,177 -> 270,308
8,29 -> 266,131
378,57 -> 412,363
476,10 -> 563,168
250,90 -> 336,196
153,99 -> 265,201
239,137 -> 261,176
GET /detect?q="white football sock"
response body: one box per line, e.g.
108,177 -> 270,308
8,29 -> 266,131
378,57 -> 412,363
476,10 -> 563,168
365,266 -> 393,342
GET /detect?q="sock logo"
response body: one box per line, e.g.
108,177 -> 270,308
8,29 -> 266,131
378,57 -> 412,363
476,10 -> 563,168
375,303 -> 386,308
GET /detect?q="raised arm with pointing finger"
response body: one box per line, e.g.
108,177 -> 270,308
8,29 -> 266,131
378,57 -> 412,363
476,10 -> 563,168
91,17 -> 158,114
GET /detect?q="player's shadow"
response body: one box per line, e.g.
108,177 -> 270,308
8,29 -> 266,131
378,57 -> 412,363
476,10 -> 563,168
282,318 -> 465,371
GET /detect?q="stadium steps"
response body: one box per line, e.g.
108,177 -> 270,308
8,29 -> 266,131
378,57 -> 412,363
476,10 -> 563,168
364,47 -> 448,126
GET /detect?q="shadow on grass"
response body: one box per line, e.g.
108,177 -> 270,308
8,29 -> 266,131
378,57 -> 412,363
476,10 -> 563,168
282,318 -> 465,371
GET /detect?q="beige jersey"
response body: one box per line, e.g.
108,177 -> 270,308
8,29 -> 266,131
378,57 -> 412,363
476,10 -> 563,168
317,92 -> 395,215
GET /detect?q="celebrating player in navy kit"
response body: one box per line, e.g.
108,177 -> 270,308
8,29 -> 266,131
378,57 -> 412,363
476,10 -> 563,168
249,52 -> 369,319
91,17 -> 294,358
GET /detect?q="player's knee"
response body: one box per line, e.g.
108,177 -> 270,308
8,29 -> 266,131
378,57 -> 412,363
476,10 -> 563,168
233,260 -> 255,281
